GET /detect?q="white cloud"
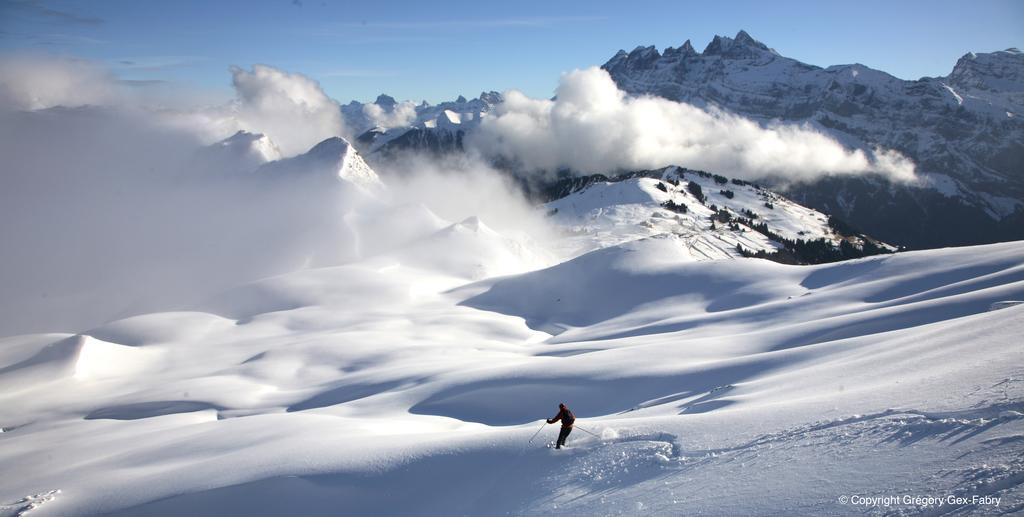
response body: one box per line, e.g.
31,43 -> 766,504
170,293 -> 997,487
362,100 -> 418,129
468,67 -> 917,182
0,54 -> 121,110
0,56 -> 347,157
375,152 -> 556,241
229,64 -> 347,156
0,54 -> 558,337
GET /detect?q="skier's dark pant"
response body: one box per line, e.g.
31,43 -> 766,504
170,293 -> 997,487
556,426 -> 572,448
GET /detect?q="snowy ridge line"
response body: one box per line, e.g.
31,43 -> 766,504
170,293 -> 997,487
542,165 -> 891,264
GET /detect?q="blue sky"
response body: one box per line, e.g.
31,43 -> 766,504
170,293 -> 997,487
2,0 -> 1022,103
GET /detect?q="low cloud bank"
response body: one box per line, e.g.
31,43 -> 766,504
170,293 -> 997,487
0,54 -> 121,110
0,55 -> 920,336
0,55 -> 347,157
468,67 -> 917,182
0,103 -> 364,335
0,55 -> 551,336
375,153 -> 555,241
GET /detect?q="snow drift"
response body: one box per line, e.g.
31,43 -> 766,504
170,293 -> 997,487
1,237 -> 1022,515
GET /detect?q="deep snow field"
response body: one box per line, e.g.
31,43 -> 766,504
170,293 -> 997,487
2,159 -> 1024,515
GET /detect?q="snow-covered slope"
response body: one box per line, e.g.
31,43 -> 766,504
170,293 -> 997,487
2,225 -> 1022,515
545,167 -> 888,263
1,97 -> 1020,516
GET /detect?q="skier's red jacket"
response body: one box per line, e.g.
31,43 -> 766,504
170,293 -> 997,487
547,407 -> 575,428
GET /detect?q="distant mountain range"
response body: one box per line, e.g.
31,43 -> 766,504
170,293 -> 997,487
341,31 -> 1024,250
206,131 -> 891,266
343,92 -> 500,157
601,31 -> 1024,249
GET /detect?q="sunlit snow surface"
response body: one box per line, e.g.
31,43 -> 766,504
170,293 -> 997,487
2,194 -> 1023,514
544,169 -> 832,258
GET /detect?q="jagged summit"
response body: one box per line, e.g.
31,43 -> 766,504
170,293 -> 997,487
599,33 -> 1024,248
478,91 -> 502,104
733,30 -> 758,46
608,31 -> 772,63
259,136 -> 383,191
374,94 -> 397,109
344,90 -> 504,155
306,136 -> 352,157
948,47 -> 1024,92
664,39 -> 697,58
342,90 -> 502,142
603,31 -> 781,75
703,30 -> 774,57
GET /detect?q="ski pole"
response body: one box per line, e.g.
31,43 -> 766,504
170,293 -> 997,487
574,424 -> 601,438
527,422 -> 546,444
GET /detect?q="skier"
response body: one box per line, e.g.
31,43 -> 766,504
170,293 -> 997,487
547,403 -> 575,449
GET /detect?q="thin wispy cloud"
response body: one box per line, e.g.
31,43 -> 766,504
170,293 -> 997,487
110,56 -> 207,72
319,68 -> 401,78
0,30 -> 106,46
0,0 -> 103,26
118,79 -> 170,87
328,15 -> 607,30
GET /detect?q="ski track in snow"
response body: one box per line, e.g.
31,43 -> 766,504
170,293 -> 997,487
1,178 -> 1023,514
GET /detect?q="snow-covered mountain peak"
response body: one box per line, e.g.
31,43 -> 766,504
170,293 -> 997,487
701,34 -> 727,54
663,39 -> 697,58
603,45 -> 663,76
191,130 -> 282,175
733,29 -> 768,50
306,135 -> 351,157
309,137 -> 382,188
478,91 -> 503,104
702,30 -> 773,57
346,90 -> 504,155
374,94 -> 398,109
948,47 -> 1024,92
259,136 -> 383,191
